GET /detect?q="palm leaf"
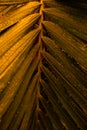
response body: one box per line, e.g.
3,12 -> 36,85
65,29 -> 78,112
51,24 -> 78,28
0,0 -> 29,5
0,0 -> 87,130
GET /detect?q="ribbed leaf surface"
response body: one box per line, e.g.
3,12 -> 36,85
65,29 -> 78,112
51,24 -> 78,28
0,0 -> 87,130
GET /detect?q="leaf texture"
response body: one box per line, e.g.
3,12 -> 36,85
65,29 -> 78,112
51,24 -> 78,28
0,0 -> 29,5
0,0 -> 87,130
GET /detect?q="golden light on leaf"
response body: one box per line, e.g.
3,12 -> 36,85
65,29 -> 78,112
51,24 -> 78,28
0,0 -> 87,129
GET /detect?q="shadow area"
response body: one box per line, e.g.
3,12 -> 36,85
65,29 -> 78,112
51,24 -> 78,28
56,0 -> 87,19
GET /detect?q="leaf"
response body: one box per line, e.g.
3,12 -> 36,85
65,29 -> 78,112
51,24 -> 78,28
15,73 -> 39,130
40,79 -> 77,130
0,28 -> 40,75
41,65 -> 87,129
0,57 -> 39,130
43,8 -> 87,40
42,36 -> 87,88
42,21 -> 87,71
43,51 -> 87,110
0,2 -> 40,32
7,73 -> 39,130
0,15 -> 40,56
0,43 -> 39,119
0,0 -> 87,129
0,0 -> 29,5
